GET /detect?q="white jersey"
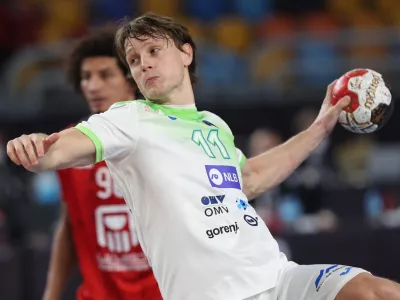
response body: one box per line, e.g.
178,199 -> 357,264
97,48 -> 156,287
76,100 -> 284,300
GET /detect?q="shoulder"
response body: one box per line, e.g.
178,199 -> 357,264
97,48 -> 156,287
108,99 -> 160,115
108,100 -> 135,111
201,111 -> 232,134
97,100 -> 140,122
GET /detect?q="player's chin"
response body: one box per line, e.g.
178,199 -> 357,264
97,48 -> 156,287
89,102 -> 107,114
144,90 -> 167,104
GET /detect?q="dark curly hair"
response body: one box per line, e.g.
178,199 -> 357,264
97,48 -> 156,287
115,13 -> 197,85
67,26 -> 132,93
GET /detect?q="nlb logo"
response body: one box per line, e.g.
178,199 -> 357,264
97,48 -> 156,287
201,195 -> 228,217
205,165 -> 241,189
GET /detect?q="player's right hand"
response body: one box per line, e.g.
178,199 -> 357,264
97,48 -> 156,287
6,133 -> 60,169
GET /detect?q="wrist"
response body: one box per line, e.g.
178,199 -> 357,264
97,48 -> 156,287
307,121 -> 328,144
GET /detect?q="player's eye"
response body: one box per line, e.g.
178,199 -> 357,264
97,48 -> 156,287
150,48 -> 160,54
132,58 -> 139,65
101,72 -> 112,79
81,74 -> 90,81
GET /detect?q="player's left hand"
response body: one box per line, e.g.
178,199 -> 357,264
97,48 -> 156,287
314,80 -> 351,137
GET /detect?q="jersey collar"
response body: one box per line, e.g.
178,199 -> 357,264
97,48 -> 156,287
137,100 -> 201,121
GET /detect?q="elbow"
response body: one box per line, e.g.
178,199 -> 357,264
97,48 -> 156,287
243,172 -> 262,201
243,169 -> 277,201
244,185 -> 263,201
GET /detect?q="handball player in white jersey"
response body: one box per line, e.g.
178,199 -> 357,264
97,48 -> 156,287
7,13 -> 400,300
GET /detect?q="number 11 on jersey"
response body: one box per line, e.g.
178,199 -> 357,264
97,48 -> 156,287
192,129 -> 230,159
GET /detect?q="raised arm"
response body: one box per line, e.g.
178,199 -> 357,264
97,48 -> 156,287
7,128 -> 95,173
242,123 -> 325,200
242,81 -> 350,200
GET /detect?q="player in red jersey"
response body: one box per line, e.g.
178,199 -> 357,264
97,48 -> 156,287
42,27 -> 162,300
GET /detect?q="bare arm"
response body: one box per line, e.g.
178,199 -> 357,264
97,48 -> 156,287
242,123 -> 325,200
7,128 -> 96,173
42,203 -> 77,300
241,82 -> 350,200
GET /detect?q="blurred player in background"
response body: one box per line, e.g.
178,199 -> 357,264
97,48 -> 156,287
42,27 -> 161,300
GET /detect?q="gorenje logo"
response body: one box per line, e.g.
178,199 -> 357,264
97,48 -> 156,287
206,222 -> 239,239
205,165 -> 241,189
201,195 -> 228,217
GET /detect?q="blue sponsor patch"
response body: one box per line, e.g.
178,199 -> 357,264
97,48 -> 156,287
205,165 -> 241,189
236,198 -> 248,210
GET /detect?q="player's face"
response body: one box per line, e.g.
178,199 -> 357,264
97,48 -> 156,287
125,36 -> 193,104
80,56 -> 135,113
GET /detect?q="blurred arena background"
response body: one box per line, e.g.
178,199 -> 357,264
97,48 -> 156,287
1,0 -> 400,299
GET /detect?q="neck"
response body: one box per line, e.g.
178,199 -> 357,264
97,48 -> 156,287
162,75 -> 195,106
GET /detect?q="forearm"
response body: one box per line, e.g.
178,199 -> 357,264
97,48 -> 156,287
43,218 -> 77,300
28,129 -> 96,173
244,122 -> 326,199
23,133 -> 54,173
29,146 -> 62,173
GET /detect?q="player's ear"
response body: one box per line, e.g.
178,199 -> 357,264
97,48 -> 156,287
181,43 -> 193,68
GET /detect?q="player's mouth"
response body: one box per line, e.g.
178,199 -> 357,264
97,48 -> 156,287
91,97 -> 106,104
145,76 -> 159,85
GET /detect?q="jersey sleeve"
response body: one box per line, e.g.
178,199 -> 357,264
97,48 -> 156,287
75,101 -> 138,163
236,148 -> 247,168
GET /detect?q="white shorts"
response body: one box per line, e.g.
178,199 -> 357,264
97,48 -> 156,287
245,261 -> 369,300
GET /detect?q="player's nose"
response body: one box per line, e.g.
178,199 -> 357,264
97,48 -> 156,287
87,76 -> 103,92
140,56 -> 153,72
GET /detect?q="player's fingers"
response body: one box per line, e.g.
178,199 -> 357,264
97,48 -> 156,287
20,135 -> 39,166
335,96 -> 351,110
11,137 -> 32,168
322,80 -> 338,107
6,140 -> 22,165
30,134 -> 45,157
326,79 -> 338,96
43,132 -> 60,151
328,79 -> 338,90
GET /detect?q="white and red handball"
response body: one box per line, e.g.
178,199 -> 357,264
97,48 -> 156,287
332,69 -> 394,134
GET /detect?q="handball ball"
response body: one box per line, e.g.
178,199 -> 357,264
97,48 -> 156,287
331,69 -> 393,134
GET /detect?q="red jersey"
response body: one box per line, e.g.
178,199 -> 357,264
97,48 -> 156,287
57,161 -> 161,300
